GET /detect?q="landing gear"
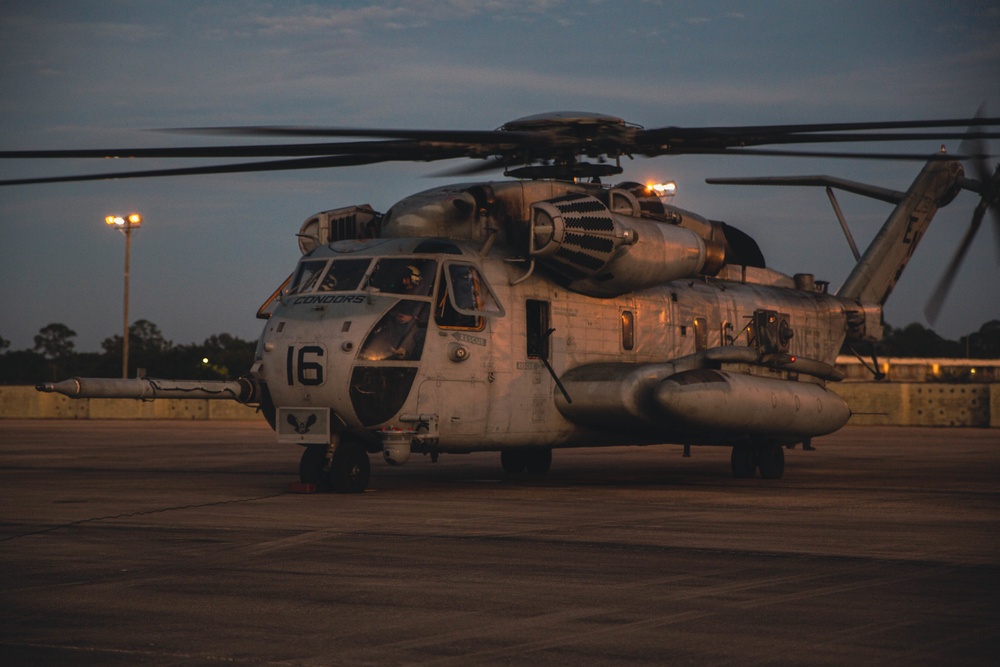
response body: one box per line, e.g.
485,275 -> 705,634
756,443 -> 785,480
525,448 -> 552,474
298,440 -> 371,493
501,449 -> 526,473
299,444 -> 329,486
731,445 -> 757,479
730,442 -> 785,480
501,448 -> 552,474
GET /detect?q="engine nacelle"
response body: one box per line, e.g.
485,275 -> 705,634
298,205 -> 381,254
530,193 -> 725,296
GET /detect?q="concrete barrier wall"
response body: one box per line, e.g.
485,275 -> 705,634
1,384 -> 998,426
0,386 -> 260,421
829,383 -> 998,427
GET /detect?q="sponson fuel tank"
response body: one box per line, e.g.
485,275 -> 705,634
654,369 -> 850,437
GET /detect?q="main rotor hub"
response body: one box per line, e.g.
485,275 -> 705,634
499,111 -> 638,133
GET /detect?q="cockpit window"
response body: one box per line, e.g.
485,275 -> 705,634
435,263 -> 504,330
367,258 -> 436,296
318,259 -> 370,292
358,300 -> 430,361
290,260 -> 328,294
446,263 -> 504,315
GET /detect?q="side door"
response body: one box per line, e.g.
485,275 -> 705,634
415,262 -> 503,442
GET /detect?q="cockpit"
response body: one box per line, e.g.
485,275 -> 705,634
261,242 -> 504,431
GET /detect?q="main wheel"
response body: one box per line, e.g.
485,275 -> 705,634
757,443 -> 785,480
525,448 -> 552,474
731,445 -> 757,479
500,449 -> 527,473
328,441 -> 371,493
299,444 -> 329,486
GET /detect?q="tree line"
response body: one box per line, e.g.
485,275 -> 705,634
0,320 -> 257,384
869,320 -> 1000,359
1,318 -> 998,385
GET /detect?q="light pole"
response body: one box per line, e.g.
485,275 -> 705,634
105,213 -> 142,378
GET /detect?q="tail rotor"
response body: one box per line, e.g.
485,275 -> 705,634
924,107 -> 1000,325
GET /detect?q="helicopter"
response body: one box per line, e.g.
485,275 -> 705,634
8,110 -> 1000,493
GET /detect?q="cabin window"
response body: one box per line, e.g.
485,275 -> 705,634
621,310 -> 635,351
526,300 -> 550,359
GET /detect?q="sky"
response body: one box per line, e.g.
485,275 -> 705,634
1,0 -> 999,353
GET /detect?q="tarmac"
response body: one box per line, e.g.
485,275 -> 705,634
1,420 -> 997,665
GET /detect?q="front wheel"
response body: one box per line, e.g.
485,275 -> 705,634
299,444 -> 330,486
329,441 -> 371,493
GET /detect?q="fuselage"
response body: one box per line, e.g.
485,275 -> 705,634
256,235 -> 852,453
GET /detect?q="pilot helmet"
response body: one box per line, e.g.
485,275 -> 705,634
406,265 -> 422,286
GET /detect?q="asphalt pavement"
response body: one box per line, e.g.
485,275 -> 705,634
1,420 -> 998,665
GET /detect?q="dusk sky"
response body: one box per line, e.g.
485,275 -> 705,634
2,1 -> 998,353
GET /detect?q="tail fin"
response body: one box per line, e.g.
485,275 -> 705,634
837,158 -> 963,305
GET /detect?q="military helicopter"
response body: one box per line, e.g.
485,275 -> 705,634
8,110 -> 1000,493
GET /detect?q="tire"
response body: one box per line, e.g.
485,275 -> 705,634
329,442 -> 371,493
731,445 -> 757,479
500,449 -> 527,473
525,448 -> 552,474
299,444 -> 329,486
757,443 -> 785,480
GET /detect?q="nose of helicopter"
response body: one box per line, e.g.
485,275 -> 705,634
257,293 -> 430,431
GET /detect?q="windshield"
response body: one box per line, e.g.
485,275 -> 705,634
289,260 -> 327,294
367,258 -> 437,296
290,257 -> 439,296
317,259 -> 370,292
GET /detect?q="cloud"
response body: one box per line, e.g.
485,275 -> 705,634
248,0 -> 567,36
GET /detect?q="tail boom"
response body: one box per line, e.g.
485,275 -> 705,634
837,158 -> 963,306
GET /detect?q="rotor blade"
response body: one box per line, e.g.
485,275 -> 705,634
168,125 -> 537,144
0,142 -> 365,159
668,146 -> 965,161
706,175 -> 905,204
0,137 -> 503,161
641,116 -> 1000,140
957,104 -> 1000,263
958,104 -> 993,184
5,114 -> 1000,186
637,118 -> 1000,154
0,154 -> 423,186
183,117 -> 1000,142
924,201 -> 988,325
165,117 -> 1000,158
992,197 -> 1000,263
427,158 -> 509,178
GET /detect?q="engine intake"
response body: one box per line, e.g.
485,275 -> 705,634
529,193 -> 725,296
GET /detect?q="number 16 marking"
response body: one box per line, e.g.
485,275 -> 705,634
286,345 -> 325,386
